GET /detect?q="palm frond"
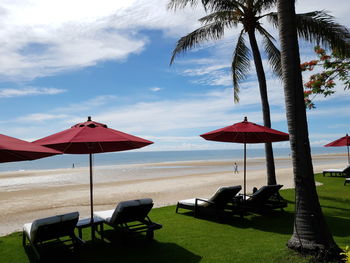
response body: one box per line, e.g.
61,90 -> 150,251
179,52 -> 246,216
253,0 -> 277,14
265,12 -> 278,27
295,11 -> 350,57
198,11 -> 241,26
268,11 -> 350,57
200,0 -> 243,13
167,0 -> 199,11
256,25 -> 282,77
232,30 -> 251,102
170,21 -> 227,64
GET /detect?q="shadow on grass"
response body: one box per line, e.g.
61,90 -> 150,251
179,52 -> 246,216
319,196 -> 350,210
235,211 -> 295,234
324,214 -> 350,238
177,210 -> 295,235
24,242 -> 79,263
24,233 -> 202,263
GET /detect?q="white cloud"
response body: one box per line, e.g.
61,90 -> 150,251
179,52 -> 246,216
0,25 -> 147,80
307,132 -> 349,147
1,87 -> 287,140
0,0 -> 347,81
0,0 -> 348,152
3,85 -> 348,151
16,113 -> 68,122
183,64 -> 229,77
150,87 -> 162,92
307,105 -> 350,118
0,87 -> 65,98
0,0 -> 204,80
53,95 -> 118,115
55,88 -> 287,134
326,123 -> 350,129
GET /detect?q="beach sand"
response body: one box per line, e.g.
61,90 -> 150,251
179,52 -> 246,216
0,153 -> 348,236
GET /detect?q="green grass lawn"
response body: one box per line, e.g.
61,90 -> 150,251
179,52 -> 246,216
1,174 -> 349,263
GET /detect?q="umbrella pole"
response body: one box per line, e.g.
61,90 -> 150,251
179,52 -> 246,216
244,142 -> 247,200
89,153 -> 95,240
347,145 -> 350,164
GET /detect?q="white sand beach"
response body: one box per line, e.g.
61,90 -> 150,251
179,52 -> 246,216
0,153 -> 348,236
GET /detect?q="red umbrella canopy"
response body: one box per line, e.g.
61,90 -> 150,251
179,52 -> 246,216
325,134 -> 350,163
324,134 -> 350,147
0,134 -> 61,163
33,117 -> 153,154
200,117 -> 289,143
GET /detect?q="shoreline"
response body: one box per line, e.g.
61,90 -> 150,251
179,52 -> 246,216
0,151 -> 347,176
0,152 -> 348,236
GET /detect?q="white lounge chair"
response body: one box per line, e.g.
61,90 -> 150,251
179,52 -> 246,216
234,184 -> 287,214
176,185 -> 242,217
94,198 -> 162,241
22,212 -> 81,260
322,165 -> 350,177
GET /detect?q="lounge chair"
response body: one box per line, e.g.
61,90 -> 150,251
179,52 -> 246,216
345,178 -> 350,186
93,198 -> 162,241
234,184 -> 287,214
323,165 -> 350,177
176,185 -> 242,217
22,211 -> 81,261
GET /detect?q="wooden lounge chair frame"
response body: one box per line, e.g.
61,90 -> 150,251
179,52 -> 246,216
22,212 -> 82,261
176,185 -> 242,217
94,198 -> 162,241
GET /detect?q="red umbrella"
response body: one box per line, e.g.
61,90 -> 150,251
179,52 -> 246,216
34,116 -> 153,239
0,134 -> 60,163
324,133 -> 350,164
200,117 -> 289,198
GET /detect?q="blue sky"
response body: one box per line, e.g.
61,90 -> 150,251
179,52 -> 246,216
0,0 -> 349,151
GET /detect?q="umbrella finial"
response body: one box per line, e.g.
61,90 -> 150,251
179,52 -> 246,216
87,116 -> 92,122
244,116 -> 247,122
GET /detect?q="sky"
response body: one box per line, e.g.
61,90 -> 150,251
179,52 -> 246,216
0,0 -> 349,152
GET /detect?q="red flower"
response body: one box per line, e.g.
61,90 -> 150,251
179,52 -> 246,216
314,47 -> 325,54
320,55 -> 331,61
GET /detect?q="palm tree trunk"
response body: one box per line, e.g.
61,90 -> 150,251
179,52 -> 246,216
277,0 -> 340,259
247,29 -> 277,185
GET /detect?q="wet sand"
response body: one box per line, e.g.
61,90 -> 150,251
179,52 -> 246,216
0,153 -> 348,236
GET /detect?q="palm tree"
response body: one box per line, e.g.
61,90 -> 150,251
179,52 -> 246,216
276,0 -> 342,259
168,0 -> 349,186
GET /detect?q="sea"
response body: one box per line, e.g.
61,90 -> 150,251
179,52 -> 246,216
0,146 -> 347,173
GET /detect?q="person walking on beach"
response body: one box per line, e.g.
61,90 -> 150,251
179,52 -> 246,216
233,162 -> 239,174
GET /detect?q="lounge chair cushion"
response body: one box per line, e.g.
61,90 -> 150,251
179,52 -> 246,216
208,186 -> 241,205
107,198 -> 153,225
93,198 -> 161,240
177,198 -> 208,207
245,185 -> 283,204
177,185 -> 242,212
23,212 -> 79,243
323,168 -> 345,172
93,210 -> 114,223
237,185 -> 287,213
178,186 -> 242,208
323,165 -> 350,176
